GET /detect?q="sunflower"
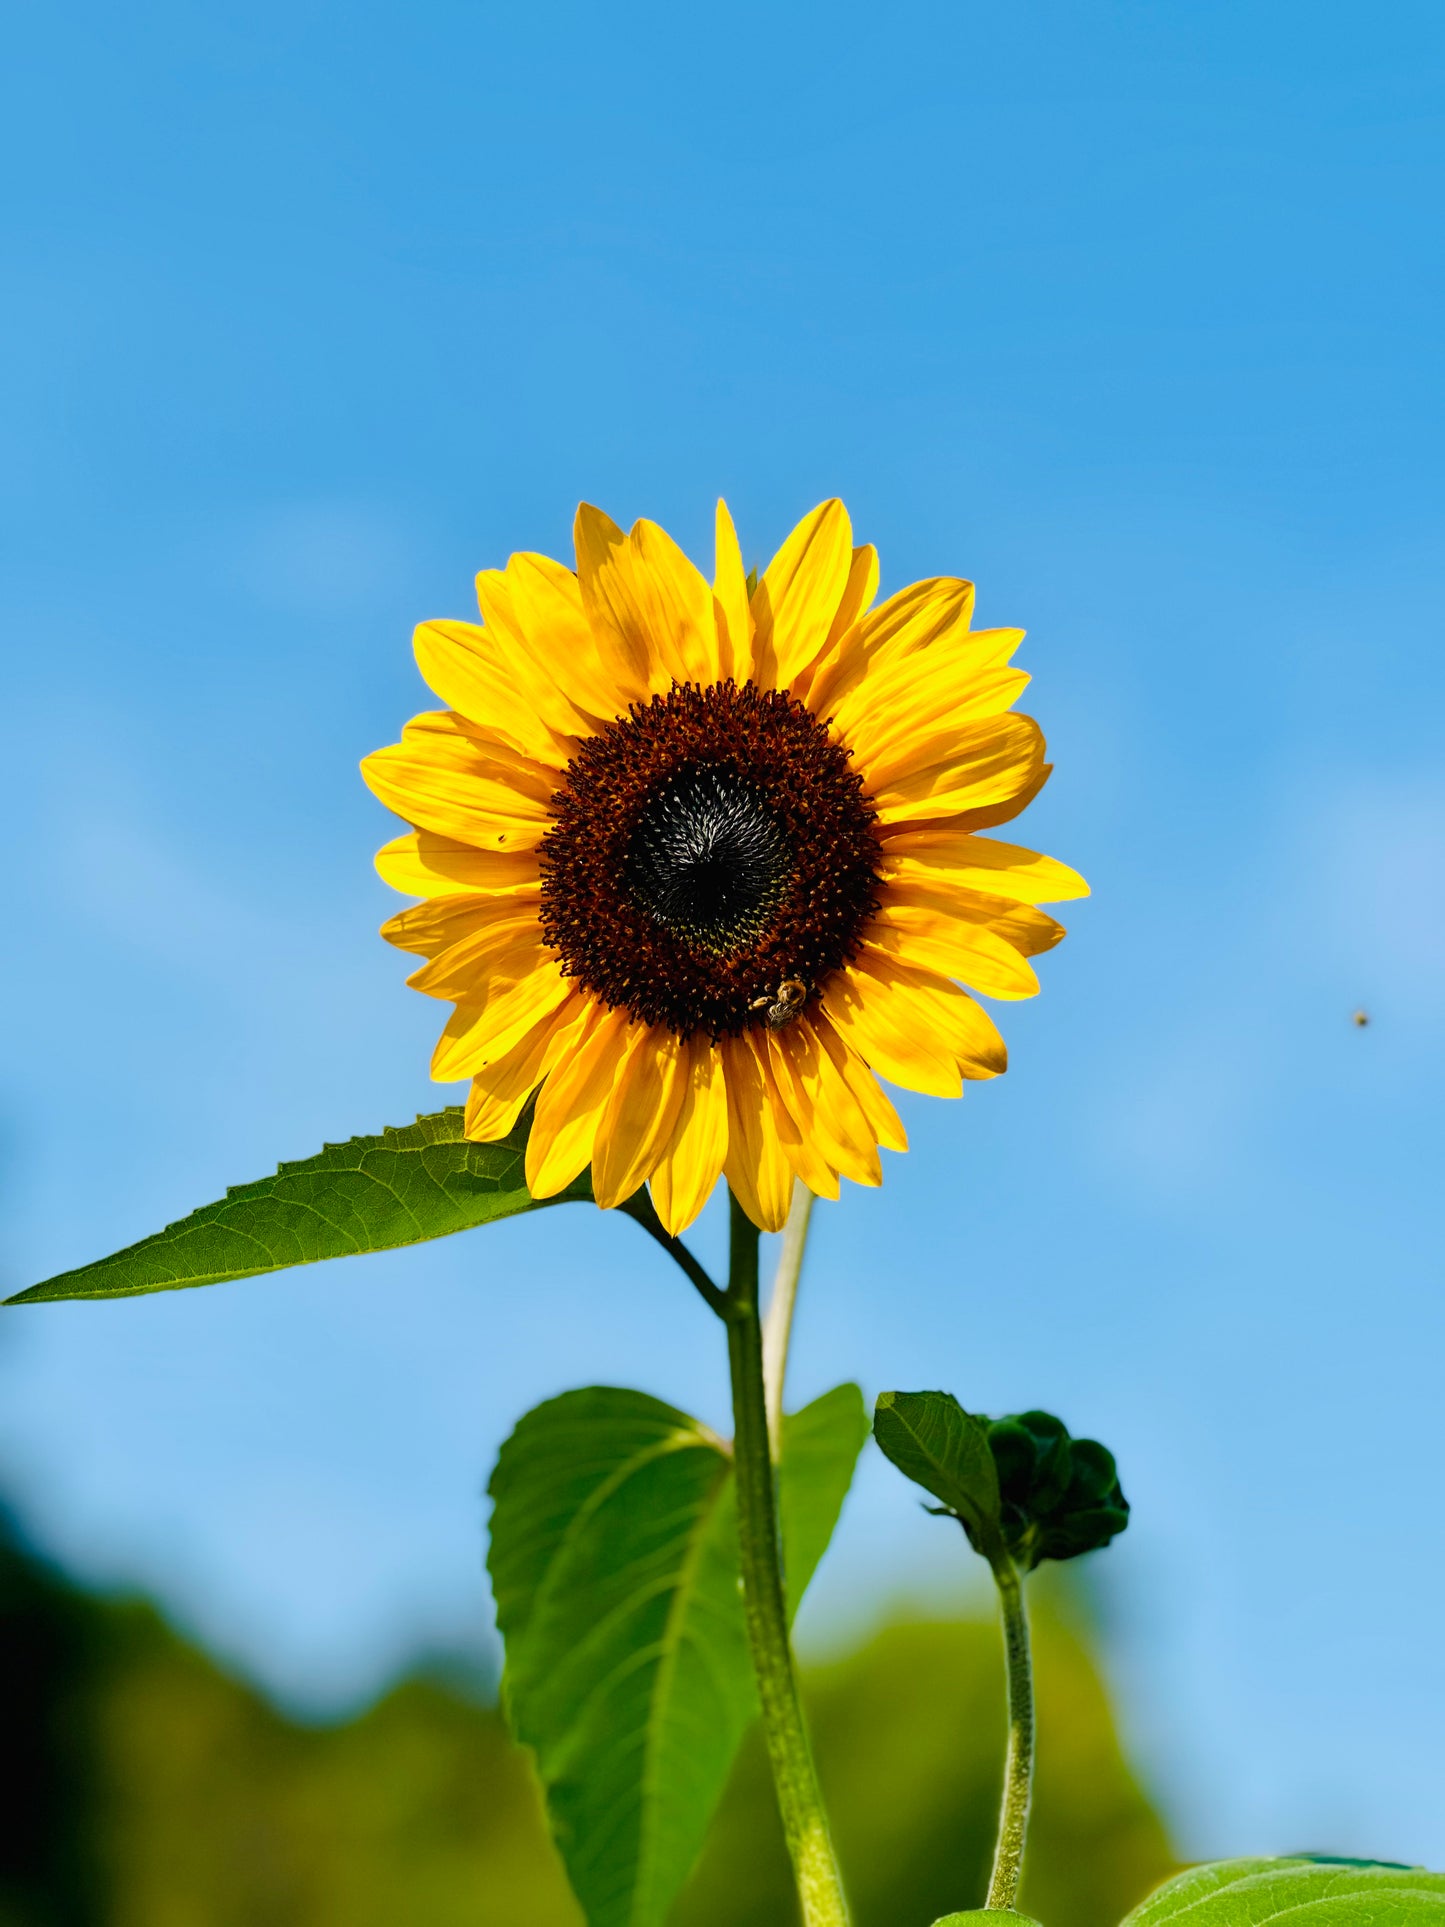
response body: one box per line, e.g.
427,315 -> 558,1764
362,501 -> 1086,1234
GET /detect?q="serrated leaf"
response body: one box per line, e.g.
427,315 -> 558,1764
1121,1857 -> 1445,1924
7,1109 -> 589,1305
488,1382 -> 865,1927
874,1390 -> 1002,1548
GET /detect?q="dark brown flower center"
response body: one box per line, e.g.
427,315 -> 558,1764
625,764 -> 792,954
538,680 -> 882,1038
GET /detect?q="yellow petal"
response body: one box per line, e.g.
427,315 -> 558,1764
751,500 -> 854,692
720,1033 -> 795,1231
431,965 -> 572,1081
805,576 -> 975,715
413,619 -> 578,768
756,1031 -> 840,1199
487,550 -> 629,727
591,1024 -> 689,1210
375,832 -> 540,900
937,761 -> 1054,835
407,915 -> 548,1002
767,1022 -> 881,1188
871,714 -> 1046,825
861,921 -> 1041,1001
525,1001 -> 632,1198
381,888 -> 542,960
572,504 -> 669,701
881,831 -> 1089,904
628,518 -> 721,687
876,876 -> 1066,957
853,954 -> 1010,1079
829,619 -> 1022,737
463,991 -> 590,1141
362,735 -> 550,852
794,544 -> 878,708
827,544 -> 880,645
712,499 -> 753,685
820,965 -> 964,1099
649,1035 -> 729,1235
812,1011 -> 908,1152
399,710 -> 559,802
985,903 -> 1066,958
841,650 -> 1032,787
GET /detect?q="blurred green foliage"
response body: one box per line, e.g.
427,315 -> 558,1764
2,1516 -> 1173,1927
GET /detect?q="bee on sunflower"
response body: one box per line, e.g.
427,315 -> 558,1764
363,500 -> 1086,1234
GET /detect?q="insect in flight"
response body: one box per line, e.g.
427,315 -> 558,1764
750,977 -> 808,1030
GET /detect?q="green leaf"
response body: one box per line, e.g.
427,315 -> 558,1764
874,1390 -> 1002,1548
778,1381 -> 872,1612
7,1109 -> 590,1305
487,1382 -> 866,1927
932,1914 -> 1043,1925
1121,1857 -> 1445,1924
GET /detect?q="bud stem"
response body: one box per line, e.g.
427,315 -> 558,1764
984,1554 -> 1035,1910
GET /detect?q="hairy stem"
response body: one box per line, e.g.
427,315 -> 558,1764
763,1180 -> 815,1461
985,1555 -> 1035,1910
726,1191 -> 850,1927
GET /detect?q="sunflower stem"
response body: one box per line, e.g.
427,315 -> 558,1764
984,1553 -> 1035,1911
726,1190 -> 850,1927
763,1181 -> 814,1462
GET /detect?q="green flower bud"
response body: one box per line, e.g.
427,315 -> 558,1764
974,1409 -> 1129,1571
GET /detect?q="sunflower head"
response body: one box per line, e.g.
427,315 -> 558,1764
363,500 -> 1087,1235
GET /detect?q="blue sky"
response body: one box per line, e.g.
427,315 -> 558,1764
3,0 -> 1443,1873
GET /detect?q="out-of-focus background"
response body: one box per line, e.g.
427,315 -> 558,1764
2,0 -> 1443,1918
3,1511 -> 1169,1926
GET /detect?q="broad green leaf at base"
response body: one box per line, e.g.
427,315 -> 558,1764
1122,1857 -> 1445,1923
487,1382 -> 867,1927
7,1109 -> 589,1305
